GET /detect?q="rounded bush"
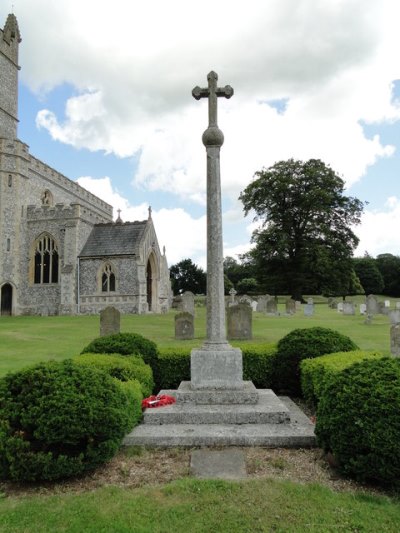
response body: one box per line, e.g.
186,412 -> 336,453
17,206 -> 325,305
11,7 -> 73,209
315,358 -> 400,486
81,332 -> 158,374
0,360 -> 137,482
275,327 -> 358,395
73,353 -> 154,396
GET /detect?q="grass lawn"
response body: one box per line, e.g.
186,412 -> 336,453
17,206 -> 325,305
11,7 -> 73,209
1,297 -> 399,532
1,478 -> 400,533
0,295 -> 395,377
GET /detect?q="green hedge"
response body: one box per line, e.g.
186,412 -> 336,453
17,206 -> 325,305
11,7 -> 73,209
81,333 -> 158,373
315,358 -> 400,486
73,353 -> 154,397
118,379 -> 143,427
241,343 -> 278,388
275,327 -> 358,396
156,343 -> 278,391
300,350 -> 386,407
0,360 -> 137,482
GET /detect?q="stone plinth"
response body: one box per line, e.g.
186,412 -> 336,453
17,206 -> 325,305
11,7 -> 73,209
190,344 -> 243,390
176,380 -> 258,405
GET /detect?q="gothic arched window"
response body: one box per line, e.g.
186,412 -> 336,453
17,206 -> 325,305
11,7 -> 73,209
34,235 -> 59,284
101,263 -> 116,292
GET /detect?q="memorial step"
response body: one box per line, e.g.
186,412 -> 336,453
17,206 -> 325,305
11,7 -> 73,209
143,389 -> 290,425
123,396 -> 316,448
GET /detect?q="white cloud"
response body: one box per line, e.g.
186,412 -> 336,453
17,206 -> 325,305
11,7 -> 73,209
355,198 -> 400,257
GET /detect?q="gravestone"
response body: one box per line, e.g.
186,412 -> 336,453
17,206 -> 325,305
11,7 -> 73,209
337,302 -> 344,313
378,301 -> 389,315
389,310 -> 400,324
343,302 -> 355,315
366,294 -> 379,315
385,300 -> 391,308
227,303 -> 252,340
295,300 -> 302,311
251,300 -> 258,312
285,298 -> 296,314
304,303 -> 314,317
307,298 -> 314,305
238,294 -> 252,306
359,303 -> 367,315
391,324 -> 400,356
396,302 -> 400,310
330,300 -> 338,309
100,306 -> 120,336
256,295 -> 269,313
266,298 -> 277,314
175,312 -> 194,340
229,287 -> 237,306
181,291 -> 195,316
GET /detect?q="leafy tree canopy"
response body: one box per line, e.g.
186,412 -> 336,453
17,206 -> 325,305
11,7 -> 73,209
169,258 -> 206,295
353,256 -> 385,295
239,159 -> 364,301
376,253 -> 400,296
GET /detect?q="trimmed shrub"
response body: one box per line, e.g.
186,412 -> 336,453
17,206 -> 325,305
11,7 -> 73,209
156,343 -> 278,390
118,379 -> 143,427
157,347 -> 191,389
241,343 -> 278,388
0,360 -> 137,482
315,358 -> 400,486
300,350 -> 385,407
81,332 -> 158,374
73,353 -> 154,397
275,327 -> 358,395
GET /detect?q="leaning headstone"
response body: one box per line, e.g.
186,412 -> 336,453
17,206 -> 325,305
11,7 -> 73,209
366,294 -> 379,315
227,303 -> 252,340
359,303 -> 367,315
337,302 -> 344,313
343,302 -> 355,316
266,298 -> 277,314
100,306 -> 120,336
389,310 -> 400,325
285,298 -> 296,314
391,324 -> 400,356
181,291 -> 195,316
175,312 -> 194,340
304,303 -> 314,317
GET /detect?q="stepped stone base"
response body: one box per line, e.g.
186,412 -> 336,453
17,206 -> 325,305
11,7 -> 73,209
123,395 -> 316,448
175,381 -> 259,405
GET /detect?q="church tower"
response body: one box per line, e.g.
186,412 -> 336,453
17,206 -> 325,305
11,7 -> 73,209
0,14 -> 21,140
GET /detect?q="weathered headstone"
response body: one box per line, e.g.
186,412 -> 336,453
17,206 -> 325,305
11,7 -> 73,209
337,302 -> 344,313
251,300 -> 258,312
285,298 -> 296,314
330,300 -> 338,309
359,303 -> 367,315
307,297 -> 314,305
256,295 -> 269,313
175,312 -> 194,340
227,303 -> 252,340
295,300 -> 302,311
181,291 -> 195,316
389,310 -> 400,324
366,294 -> 379,315
396,302 -> 400,310
266,298 -> 277,314
304,303 -> 314,316
343,302 -> 355,316
229,287 -> 237,306
391,324 -> 400,356
100,306 -> 120,336
385,300 -> 391,308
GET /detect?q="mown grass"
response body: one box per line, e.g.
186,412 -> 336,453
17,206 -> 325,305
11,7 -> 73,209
0,296 -> 396,376
1,478 -> 400,533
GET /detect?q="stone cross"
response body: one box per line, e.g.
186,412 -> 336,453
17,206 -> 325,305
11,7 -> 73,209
229,287 -> 237,304
190,72 -> 243,390
192,71 -> 234,345
192,71 -> 233,129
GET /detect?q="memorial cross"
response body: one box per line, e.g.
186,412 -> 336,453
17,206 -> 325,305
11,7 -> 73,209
192,71 -> 233,128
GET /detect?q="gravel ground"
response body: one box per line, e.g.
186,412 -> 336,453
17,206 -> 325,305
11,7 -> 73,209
0,446 -> 393,499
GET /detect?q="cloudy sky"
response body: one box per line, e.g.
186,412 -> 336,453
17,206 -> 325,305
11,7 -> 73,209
3,0 -> 400,267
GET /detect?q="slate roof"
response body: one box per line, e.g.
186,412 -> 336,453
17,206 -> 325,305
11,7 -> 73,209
79,221 -> 148,258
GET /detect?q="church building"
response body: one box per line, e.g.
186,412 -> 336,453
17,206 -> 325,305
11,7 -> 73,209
0,14 -> 171,316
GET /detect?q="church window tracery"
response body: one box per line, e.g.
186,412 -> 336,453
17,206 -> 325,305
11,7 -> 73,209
101,263 -> 116,292
33,235 -> 59,284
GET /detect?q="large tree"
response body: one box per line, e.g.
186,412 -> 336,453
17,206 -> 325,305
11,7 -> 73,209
239,159 -> 364,301
376,253 -> 400,296
169,258 -> 206,295
353,256 -> 385,295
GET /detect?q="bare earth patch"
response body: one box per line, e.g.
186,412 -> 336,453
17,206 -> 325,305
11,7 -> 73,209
0,446 -> 392,499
